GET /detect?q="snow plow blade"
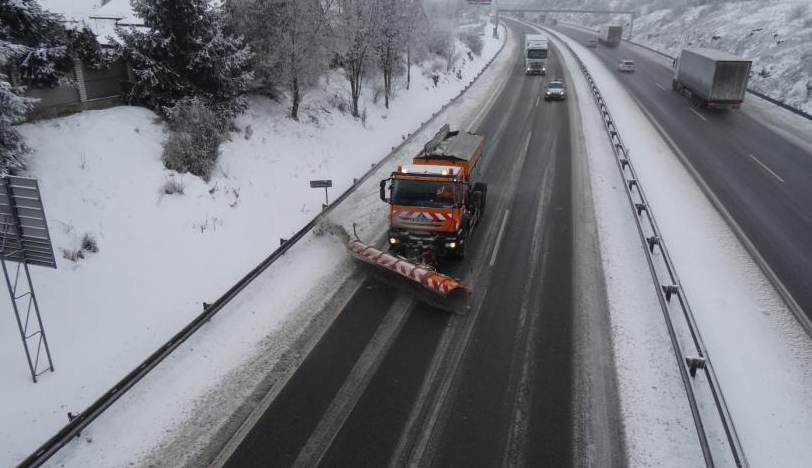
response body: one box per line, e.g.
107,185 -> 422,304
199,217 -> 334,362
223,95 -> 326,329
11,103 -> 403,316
347,239 -> 472,313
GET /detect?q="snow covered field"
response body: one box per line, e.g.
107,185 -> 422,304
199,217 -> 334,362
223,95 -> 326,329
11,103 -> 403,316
0,24 -> 507,468
546,24 -> 812,468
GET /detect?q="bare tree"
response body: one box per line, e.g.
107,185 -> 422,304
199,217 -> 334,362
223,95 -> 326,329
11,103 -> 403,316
372,0 -> 409,108
403,0 -> 427,91
229,0 -> 333,120
333,0 -> 382,117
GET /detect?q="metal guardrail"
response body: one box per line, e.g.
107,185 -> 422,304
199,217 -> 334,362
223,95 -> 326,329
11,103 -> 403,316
558,21 -> 812,122
542,27 -> 749,468
14,24 -> 509,468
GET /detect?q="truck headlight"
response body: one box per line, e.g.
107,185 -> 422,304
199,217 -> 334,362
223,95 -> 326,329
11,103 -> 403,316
389,237 -> 398,244
446,242 -> 457,249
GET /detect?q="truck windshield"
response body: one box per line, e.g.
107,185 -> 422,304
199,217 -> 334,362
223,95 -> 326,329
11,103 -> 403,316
391,179 -> 459,208
527,49 -> 547,59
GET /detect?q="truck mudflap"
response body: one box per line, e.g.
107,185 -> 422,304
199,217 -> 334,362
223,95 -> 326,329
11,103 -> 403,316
347,239 -> 471,313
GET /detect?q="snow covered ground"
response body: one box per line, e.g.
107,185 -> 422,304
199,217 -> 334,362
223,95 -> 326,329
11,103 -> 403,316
561,0 -> 812,114
0,23 -> 507,468
547,24 -> 812,468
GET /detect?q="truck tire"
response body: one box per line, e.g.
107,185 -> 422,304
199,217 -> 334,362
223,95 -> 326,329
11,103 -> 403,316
454,240 -> 466,260
473,182 -> 488,216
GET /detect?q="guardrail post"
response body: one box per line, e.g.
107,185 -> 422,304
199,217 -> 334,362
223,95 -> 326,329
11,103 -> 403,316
686,357 -> 706,377
662,284 -> 679,302
646,236 -> 660,253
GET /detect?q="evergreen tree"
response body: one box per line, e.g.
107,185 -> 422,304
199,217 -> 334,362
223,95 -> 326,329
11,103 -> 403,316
0,0 -> 72,87
0,0 -> 72,174
117,0 -> 253,117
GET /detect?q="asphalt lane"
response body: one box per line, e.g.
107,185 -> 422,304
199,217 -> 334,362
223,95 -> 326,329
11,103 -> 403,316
557,25 -> 812,325
218,21 -> 587,468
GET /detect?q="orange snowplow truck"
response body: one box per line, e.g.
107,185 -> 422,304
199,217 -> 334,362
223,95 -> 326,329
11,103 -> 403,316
380,124 -> 487,262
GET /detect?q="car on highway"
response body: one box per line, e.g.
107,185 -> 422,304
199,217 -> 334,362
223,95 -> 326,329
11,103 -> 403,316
618,60 -> 635,73
544,79 -> 567,101
587,39 -> 598,48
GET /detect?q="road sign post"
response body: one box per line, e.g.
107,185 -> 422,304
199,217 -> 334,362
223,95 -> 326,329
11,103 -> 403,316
309,179 -> 333,209
0,176 -> 57,383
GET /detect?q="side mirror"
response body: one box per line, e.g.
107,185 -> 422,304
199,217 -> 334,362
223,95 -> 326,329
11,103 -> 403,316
379,179 -> 389,203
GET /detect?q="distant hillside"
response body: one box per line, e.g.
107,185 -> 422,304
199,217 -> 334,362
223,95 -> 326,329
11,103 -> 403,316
547,0 -> 812,113
630,1 -> 812,113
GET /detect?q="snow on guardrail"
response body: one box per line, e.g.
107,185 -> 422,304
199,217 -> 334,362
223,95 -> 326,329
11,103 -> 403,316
544,27 -> 749,468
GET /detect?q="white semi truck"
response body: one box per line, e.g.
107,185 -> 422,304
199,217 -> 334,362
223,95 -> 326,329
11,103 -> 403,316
598,25 -> 622,46
524,34 -> 548,75
672,47 -> 752,109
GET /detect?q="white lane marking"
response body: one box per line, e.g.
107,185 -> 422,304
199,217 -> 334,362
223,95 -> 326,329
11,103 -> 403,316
466,49 -> 513,132
748,154 -> 786,183
535,96 -> 540,108
655,82 -> 666,91
521,131 -> 531,156
490,210 -> 511,267
290,294 -> 413,468
688,107 -> 708,121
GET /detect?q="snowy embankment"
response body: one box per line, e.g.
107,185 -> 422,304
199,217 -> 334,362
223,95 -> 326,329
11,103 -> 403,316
620,1 -> 812,114
547,25 -> 812,468
0,24 -> 507,468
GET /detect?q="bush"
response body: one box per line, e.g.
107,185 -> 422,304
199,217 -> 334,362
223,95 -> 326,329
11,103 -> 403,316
426,24 -> 457,69
81,233 -> 99,253
62,248 -> 84,262
458,29 -> 484,57
162,177 -> 185,195
162,98 -> 228,181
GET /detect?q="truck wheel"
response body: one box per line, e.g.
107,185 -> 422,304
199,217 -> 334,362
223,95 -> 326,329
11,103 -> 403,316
472,183 -> 487,218
453,239 -> 466,260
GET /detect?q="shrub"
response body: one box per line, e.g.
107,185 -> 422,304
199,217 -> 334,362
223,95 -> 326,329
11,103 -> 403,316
426,25 -> 457,69
161,98 -> 228,181
62,248 -> 84,262
458,29 -> 484,57
162,177 -> 185,195
81,233 -> 99,253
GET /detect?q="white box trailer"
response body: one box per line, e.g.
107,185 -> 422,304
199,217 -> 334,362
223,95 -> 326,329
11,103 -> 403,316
524,34 -> 548,75
598,25 -> 622,46
672,47 -> 752,108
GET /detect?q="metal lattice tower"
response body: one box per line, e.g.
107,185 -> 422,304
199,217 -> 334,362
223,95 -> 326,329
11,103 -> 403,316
1,176 -> 56,383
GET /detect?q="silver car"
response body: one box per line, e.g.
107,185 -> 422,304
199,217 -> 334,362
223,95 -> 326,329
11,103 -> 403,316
618,60 -> 635,73
544,80 -> 567,100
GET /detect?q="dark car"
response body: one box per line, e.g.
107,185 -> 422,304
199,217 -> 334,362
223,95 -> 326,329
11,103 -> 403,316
544,79 -> 567,101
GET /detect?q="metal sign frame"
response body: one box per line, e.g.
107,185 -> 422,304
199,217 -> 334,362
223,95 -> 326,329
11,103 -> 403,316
310,179 -> 333,206
1,175 -> 56,382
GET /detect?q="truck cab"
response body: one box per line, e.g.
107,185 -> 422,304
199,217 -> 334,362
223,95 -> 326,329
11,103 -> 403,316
380,125 -> 487,262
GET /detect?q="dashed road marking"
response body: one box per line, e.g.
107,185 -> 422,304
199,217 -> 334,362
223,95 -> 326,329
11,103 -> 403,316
688,107 -> 708,121
655,82 -> 666,91
748,154 -> 785,183
490,210 -> 511,267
